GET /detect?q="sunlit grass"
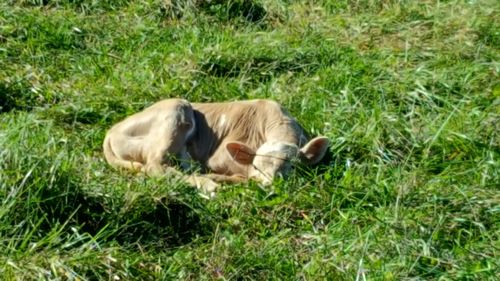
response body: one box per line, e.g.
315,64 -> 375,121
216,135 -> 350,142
0,0 -> 498,279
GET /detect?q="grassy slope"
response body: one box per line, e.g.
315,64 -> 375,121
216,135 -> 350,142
0,0 -> 498,280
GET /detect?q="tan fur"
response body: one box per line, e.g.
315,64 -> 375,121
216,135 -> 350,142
103,99 -> 195,175
103,99 -> 222,194
188,99 -> 330,185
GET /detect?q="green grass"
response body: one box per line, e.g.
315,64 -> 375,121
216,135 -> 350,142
0,0 -> 498,280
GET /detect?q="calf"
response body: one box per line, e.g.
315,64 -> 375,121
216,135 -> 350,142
188,99 -> 329,185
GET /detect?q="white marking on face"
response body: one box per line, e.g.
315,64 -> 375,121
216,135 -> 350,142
219,114 -> 227,128
257,142 -> 298,158
251,142 -> 299,184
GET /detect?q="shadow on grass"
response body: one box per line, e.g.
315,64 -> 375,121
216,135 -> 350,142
160,0 -> 267,23
10,167 -> 213,248
19,0 -> 133,12
45,101 -> 128,126
0,79 -> 62,114
0,80 -> 38,113
112,197 -> 210,246
200,0 -> 267,23
199,52 -> 325,83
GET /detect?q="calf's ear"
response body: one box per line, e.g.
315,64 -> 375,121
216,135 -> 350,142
299,136 -> 329,165
226,142 -> 256,165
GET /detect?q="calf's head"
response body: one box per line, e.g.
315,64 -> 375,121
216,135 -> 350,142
226,137 -> 329,185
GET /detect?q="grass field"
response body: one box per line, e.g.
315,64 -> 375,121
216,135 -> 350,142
0,0 -> 498,280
